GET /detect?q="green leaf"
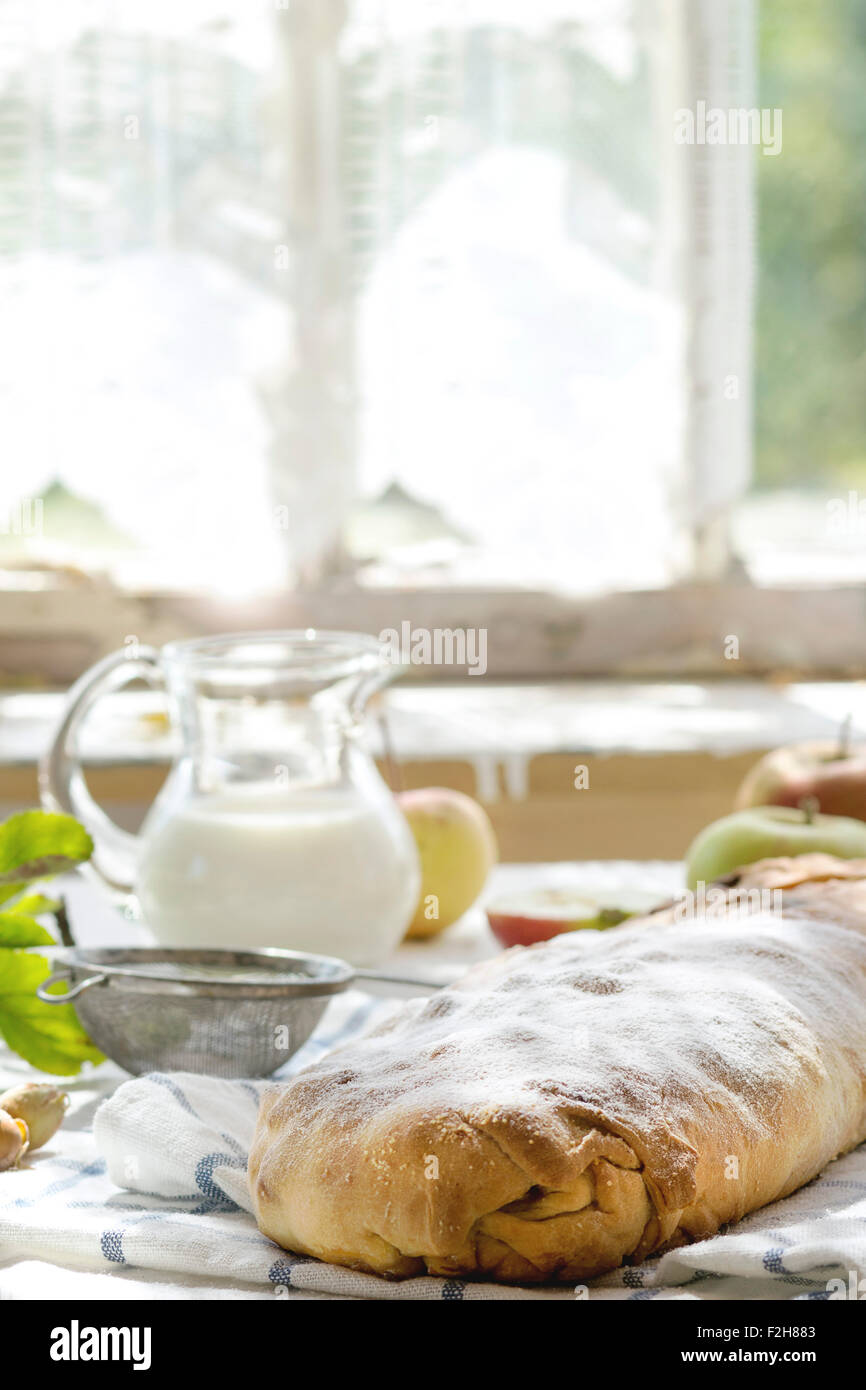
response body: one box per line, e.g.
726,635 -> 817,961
0,811 -> 102,1073
0,892 -> 63,946
0,811 -> 94,886
0,949 -> 104,1075
0,948 -> 51,992
0,887 -> 62,912
0,915 -> 55,947
4,893 -> 61,917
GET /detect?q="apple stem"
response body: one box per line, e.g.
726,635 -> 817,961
838,713 -> 852,759
799,795 -> 820,825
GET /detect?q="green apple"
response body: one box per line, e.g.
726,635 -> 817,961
685,804 -> 866,892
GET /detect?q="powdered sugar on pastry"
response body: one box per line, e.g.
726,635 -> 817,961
249,863 -> 866,1283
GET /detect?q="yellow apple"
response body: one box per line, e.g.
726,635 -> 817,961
398,788 -> 498,939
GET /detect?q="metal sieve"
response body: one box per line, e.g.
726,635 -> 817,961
36,947 -> 441,1078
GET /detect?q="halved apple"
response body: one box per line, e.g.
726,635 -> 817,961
485,887 -> 665,948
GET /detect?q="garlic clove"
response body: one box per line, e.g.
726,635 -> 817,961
0,1083 -> 69,1152
0,1109 -> 29,1170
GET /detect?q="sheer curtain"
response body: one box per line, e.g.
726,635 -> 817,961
0,0 -> 754,596
0,1 -> 286,592
350,0 -> 688,593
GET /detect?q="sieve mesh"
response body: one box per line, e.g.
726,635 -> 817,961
42,946 -> 354,1078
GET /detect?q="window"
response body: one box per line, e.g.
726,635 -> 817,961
0,0 -> 287,593
349,0 -> 688,594
0,0 -> 747,596
734,0 -> 866,584
0,1 -> 862,681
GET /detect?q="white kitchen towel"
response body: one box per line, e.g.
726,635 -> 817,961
92,1067 -> 866,1302
3,982 -> 866,1300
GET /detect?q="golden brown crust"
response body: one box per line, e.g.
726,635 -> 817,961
249,858 -> 866,1283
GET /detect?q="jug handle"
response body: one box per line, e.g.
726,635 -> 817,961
39,645 -> 163,894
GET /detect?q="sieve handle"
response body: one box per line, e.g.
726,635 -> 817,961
352,969 -> 446,992
36,970 -> 107,1004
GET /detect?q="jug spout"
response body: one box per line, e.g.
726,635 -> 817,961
160,629 -> 397,787
161,630 -> 392,698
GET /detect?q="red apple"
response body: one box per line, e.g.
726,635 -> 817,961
485,887 -> 665,949
735,735 -> 866,822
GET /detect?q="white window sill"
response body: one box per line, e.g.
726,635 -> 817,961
0,678 -> 861,771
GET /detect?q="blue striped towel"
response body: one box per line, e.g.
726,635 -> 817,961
3,987 -> 866,1300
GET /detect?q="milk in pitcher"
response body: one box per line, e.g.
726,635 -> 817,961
137,784 -> 420,965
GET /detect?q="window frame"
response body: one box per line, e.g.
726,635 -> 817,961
1,579 -> 865,687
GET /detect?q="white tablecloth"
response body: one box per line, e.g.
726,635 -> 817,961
2,863 -> 865,1302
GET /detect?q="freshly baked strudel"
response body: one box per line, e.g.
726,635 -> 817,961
249,855 -> 866,1282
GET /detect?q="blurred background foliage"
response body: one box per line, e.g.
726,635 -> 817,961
756,0 -> 866,489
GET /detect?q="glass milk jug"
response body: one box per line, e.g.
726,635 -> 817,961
40,631 -> 421,966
